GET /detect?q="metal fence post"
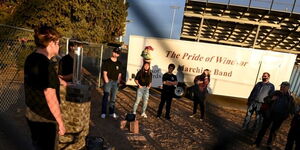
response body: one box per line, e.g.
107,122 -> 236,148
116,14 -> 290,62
98,44 -> 104,88
66,38 -> 70,54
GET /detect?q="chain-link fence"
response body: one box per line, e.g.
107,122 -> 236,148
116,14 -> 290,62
0,24 -> 119,113
0,24 -> 33,113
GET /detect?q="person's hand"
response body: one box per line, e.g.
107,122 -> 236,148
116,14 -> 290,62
58,123 -> 66,136
58,76 -> 67,86
147,86 -> 150,89
138,85 -> 143,88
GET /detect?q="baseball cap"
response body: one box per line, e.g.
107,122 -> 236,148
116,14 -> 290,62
280,81 -> 290,87
113,47 -> 121,54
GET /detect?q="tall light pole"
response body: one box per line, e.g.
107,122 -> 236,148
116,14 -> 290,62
169,5 -> 180,39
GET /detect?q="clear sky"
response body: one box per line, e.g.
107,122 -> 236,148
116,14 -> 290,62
124,0 -> 300,44
124,0 -> 185,44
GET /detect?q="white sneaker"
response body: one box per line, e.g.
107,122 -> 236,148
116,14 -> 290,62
189,114 -> 195,118
141,113 -> 147,118
101,114 -> 106,119
110,113 -> 118,119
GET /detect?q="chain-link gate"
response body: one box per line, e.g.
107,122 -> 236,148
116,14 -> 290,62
0,24 -> 106,114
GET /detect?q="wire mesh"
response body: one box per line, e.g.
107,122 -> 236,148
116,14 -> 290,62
0,25 -> 105,113
0,25 -> 34,113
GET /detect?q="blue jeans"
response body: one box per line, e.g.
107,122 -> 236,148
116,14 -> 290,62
242,101 -> 263,129
101,81 -> 119,114
133,87 -> 149,114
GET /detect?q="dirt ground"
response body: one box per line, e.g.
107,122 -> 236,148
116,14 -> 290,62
88,86 -> 293,150
0,68 -> 294,150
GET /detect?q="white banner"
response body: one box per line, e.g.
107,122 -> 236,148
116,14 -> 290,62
126,35 -> 296,98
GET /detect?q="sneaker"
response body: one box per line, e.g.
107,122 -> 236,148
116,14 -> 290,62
101,114 -> 106,119
141,113 -> 147,118
110,113 -> 118,119
189,114 -> 196,118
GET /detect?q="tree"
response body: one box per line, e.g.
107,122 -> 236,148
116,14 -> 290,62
0,0 -> 128,44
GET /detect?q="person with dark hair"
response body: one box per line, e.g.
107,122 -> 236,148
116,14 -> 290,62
132,62 -> 152,118
157,63 -> 178,120
242,72 -> 275,130
190,69 -> 210,120
58,41 -> 79,82
253,81 -> 295,148
193,69 -> 210,85
285,105 -> 300,150
24,26 -> 66,150
101,47 -> 122,119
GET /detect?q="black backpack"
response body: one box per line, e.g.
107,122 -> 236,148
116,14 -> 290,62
86,136 -> 104,150
125,113 -> 136,122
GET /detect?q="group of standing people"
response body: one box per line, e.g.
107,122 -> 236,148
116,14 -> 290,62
99,45 -> 211,121
100,47 -> 299,149
99,47 -> 211,121
242,72 -> 299,149
24,25 -> 299,150
131,63 -> 211,121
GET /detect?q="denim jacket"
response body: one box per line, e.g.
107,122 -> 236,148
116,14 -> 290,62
248,81 -> 275,103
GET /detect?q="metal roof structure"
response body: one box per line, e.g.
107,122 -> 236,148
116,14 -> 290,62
180,0 -> 300,64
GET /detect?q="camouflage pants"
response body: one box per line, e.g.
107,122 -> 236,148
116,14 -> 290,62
58,85 -> 91,150
242,101 -> 263,129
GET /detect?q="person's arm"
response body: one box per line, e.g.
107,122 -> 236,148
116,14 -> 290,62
172,80 -> 178,86
147,73 -> 152,88
134,71 -> 142,88
247,84 -> 258,105
58,75 -> 68,86
147,83 -> 152,89
59,56 -> 73,82
289,97 -> 296,116
162,74 -> 168,85
59,74 -> 72,82
44,88 -> 65,135
117,73 -> 122,84
163,81 -> 169,85
135,80 -> 142,88
172,76 -> 178,85
164,78 -> 178,85
103,71 -> 109,83
269,84 -> 275,95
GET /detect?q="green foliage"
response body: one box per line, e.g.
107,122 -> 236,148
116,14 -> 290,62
0,0 -> 128,44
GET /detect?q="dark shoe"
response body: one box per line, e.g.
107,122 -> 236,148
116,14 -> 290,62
242,123 -> 248,130
165,116 -> 171,120
266,143 -> 272,149
156,115 -> 161,119
200,116 -> 205,121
